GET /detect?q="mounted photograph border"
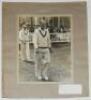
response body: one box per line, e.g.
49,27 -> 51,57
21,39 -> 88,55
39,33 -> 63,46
16,14 -> 74,84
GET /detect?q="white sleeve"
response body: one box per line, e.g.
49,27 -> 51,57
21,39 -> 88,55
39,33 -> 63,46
47,29 -> 51,48
27,30 -> 30,40
18,30 -> 23,41
33,30 -> 38,49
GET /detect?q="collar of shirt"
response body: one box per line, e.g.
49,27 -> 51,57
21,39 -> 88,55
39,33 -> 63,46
39,28 -> 47,37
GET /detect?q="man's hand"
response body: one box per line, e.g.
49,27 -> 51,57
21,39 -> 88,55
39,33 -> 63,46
35,48 -> 39,54
20,39 -> 25,43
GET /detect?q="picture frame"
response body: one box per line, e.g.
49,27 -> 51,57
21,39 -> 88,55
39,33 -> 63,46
2,2 -> 89,98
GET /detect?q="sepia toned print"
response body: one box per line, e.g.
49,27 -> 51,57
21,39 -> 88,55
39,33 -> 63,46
18,15 -> 73,83
2,2 -> 89,97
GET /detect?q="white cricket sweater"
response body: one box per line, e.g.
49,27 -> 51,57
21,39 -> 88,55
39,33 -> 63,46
33,28 -> 51,48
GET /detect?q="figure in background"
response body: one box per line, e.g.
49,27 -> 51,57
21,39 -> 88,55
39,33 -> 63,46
18,24 -> 31,61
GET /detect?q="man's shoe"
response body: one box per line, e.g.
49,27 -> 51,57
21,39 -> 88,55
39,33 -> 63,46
37,76 -> 42,80
44,76 -> 49,81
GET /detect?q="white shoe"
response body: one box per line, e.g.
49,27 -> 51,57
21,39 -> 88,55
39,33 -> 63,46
37,76 -> 42,80
44,76 -> 48,81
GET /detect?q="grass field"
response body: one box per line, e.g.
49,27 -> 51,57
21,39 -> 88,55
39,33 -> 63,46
18,43 -> 73,83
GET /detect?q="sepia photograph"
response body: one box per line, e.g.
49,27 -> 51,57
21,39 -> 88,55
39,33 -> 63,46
18,15 -> 72,83
2,2 -> 89,97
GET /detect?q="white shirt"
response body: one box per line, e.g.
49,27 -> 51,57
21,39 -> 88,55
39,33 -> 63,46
19,28 -> 30,42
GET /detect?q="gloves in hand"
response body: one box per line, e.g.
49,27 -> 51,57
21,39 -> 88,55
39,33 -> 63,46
35,48 -> 39,54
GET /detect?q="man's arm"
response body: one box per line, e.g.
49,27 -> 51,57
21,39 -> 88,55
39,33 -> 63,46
18,30 -> 25,43
18,30 -> 22,41
47,29 -> 51,48
47,29 -> 53,53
